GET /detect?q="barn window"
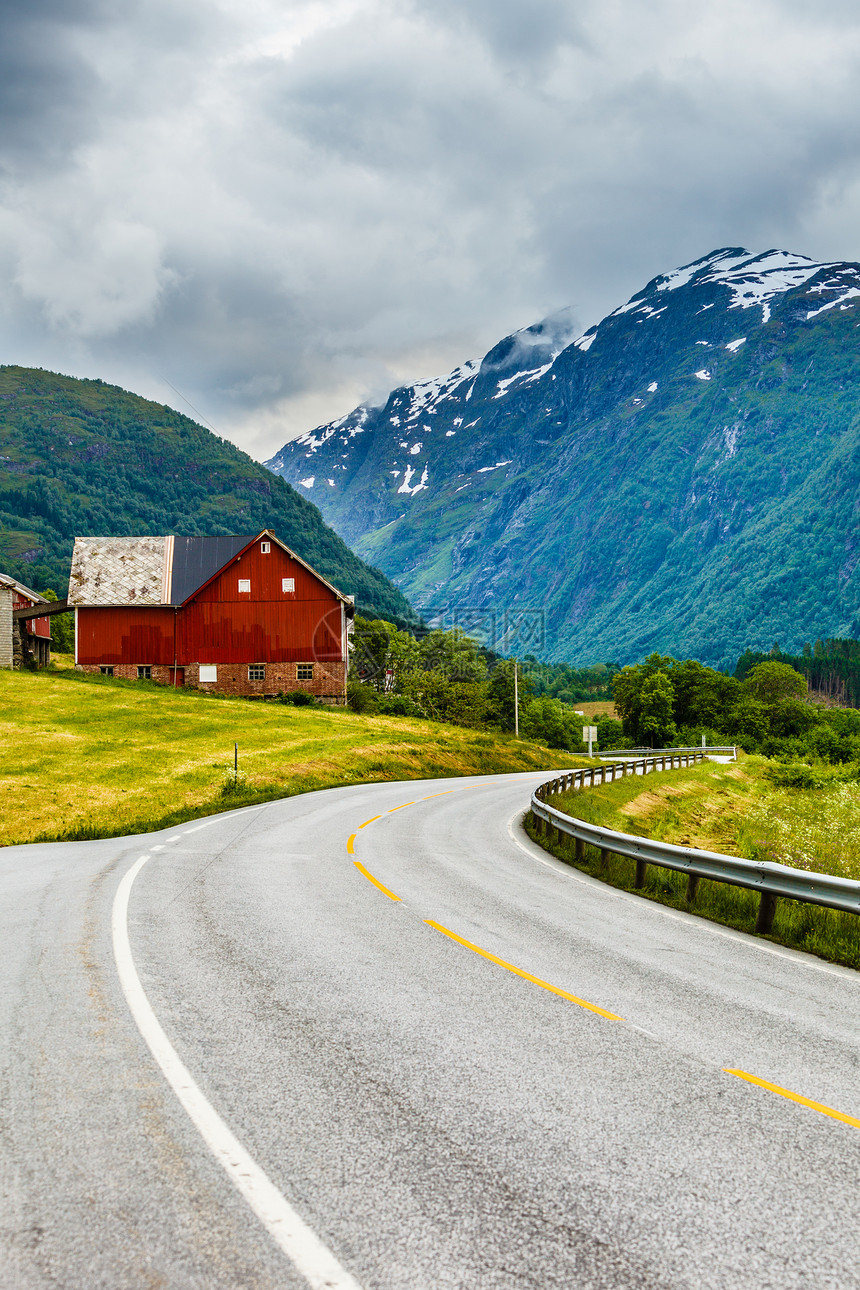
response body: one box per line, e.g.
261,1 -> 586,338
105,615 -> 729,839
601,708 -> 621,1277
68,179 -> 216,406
248,664 -> 266,681
238,579 -> 251,593
137,665 -> 151,680
100,666 -> 114,676
282,577 -> 295,594
260,541 -> 271,553
297,663 -> 314,680
199,665 -> 217,682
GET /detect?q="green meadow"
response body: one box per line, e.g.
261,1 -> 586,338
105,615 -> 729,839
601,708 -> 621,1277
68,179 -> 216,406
1,657 -> 582,847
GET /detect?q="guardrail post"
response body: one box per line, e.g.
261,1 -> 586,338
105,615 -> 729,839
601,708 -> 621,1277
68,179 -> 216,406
575,836 -> 585,862
600,847 -> 611,871
685,873 -> 700,903
634,859 -> 647,888
755,891 -> 777,934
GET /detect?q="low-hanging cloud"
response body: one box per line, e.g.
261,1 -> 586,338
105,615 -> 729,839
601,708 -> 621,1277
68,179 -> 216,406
3,0 -> 860,459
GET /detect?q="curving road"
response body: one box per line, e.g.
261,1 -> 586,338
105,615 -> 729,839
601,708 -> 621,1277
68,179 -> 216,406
3,770 -> 860,1289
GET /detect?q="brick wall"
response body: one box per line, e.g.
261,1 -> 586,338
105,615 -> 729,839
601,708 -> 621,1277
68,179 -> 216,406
77,659 -> 347,703
187,660 -> 347,702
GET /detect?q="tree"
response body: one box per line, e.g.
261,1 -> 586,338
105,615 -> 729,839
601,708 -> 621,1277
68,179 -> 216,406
418,628 -> 486,682
520,696 -> 582,750
744,661 -> 807,705
350,617 -> 420,691
727,696 -> 770,745
637,671 -> 677,746
670,659 -> 739,728
612,653 -> 677,743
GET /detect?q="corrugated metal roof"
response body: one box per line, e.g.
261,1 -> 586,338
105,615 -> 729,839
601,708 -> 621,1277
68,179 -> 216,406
68,537 -> 169,606
171,536 -> 255,605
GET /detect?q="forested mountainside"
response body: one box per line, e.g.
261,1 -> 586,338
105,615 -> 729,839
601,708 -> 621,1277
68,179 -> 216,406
267,249 -> 860,668
0,366 -> 413,623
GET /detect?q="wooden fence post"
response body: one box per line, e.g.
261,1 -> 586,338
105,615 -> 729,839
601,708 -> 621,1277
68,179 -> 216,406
755,891 -> 777,934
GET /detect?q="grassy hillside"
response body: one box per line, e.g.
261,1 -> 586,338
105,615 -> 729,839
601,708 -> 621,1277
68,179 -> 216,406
0,659 -> 583,847
0,365 -> 413,624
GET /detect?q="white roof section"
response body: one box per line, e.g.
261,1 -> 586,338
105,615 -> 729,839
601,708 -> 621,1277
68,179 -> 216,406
0,573 -> 48,604
68,537 -> 169,606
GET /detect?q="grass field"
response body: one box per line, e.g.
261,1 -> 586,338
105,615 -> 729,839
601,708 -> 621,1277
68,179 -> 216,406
1,659 -> 586,847
568,699 -> 617,720
527,756 -> 860,968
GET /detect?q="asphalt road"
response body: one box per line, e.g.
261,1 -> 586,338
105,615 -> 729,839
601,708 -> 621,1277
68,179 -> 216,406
3,770 -> 860,1289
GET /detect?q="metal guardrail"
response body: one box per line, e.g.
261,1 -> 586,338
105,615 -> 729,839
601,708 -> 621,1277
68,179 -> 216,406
530,756 -> 860,933
599,745 -> 737,760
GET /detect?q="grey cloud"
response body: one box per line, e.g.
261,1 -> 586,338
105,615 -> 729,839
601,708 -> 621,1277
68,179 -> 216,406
406,0 -> 590,68
4,0 -> 860,459
0,0 -> 107,171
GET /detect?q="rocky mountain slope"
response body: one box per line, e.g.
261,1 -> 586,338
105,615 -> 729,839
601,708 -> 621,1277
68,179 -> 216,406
0,366 -> 413,623
266,249 -> 860,667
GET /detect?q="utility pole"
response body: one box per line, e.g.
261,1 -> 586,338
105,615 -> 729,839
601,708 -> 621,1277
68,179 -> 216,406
513,660 -> 519,738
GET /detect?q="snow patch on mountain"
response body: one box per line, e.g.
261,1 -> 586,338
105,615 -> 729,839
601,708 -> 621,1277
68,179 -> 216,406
613,248 -> 850,328
806,285 -> 860,318
404,362 -> 479,422
397,463 -> 429,495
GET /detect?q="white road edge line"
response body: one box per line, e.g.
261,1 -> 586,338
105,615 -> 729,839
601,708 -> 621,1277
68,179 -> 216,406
112,853 -> 366,1290
506,808 -> 856,982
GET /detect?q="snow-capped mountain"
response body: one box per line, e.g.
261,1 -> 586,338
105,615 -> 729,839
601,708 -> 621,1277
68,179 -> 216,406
266,249 -> 860,666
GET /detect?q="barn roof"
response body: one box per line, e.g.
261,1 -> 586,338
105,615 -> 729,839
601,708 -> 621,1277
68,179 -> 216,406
0,574 -> 48,605
68,531 -> 353,608
170,535 -> 255,604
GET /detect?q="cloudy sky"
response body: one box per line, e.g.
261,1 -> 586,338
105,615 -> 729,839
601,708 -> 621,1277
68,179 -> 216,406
3,0 -> 860,460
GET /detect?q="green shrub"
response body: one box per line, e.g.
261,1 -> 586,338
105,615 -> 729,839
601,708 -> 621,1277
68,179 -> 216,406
279,689 -> 316,706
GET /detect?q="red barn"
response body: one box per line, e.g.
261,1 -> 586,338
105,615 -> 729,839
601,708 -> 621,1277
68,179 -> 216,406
68,531 -> 354,701
0,574 -> 51,669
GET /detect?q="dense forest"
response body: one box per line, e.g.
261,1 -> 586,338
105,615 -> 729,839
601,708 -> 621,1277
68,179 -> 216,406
347,617 -> 622,750
346,619 -> 860,764
735,639 -> 860,708
614,652 -> 860,764
0,366 -> 413,624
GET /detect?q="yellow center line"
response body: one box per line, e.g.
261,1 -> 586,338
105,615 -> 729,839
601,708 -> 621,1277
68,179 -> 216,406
425,920 -> 623,1020
350,804 -> 860,1132
724,1069 -> 860,1129
353,861 -> 401,902
421,790 -> 456,799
